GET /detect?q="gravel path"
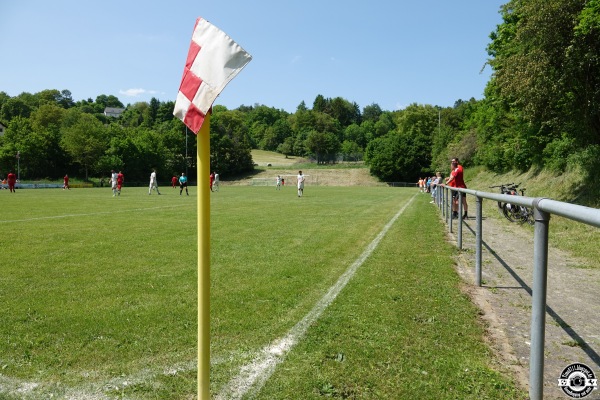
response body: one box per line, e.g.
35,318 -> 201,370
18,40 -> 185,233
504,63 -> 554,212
446,209 -> 600,399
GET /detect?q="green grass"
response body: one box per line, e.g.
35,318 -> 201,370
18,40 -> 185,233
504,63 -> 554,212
0,185 -> 526,399
251,149 -> 304,166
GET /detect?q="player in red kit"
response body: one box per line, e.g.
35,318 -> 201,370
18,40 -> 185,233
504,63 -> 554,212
117,171 -> 124,196
7,171 -> 16,193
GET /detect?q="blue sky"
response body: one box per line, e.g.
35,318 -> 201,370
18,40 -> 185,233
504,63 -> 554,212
0,0 -> 505,113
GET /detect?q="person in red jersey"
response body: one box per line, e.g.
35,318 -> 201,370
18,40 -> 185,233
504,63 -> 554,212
117,171 -> 124,196
63,174 -> 70,190
7,171 -> 16,193
171,174 -> 178,188
445,158 -> 468,219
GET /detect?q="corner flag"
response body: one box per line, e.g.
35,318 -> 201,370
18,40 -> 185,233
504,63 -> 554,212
173,17 -> 251,399
174,17 -> 252,134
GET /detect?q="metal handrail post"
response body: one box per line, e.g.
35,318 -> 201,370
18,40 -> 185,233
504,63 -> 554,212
529,200 -> 551,400
444,187 -> 449,222
449,188 -> 453,233
475,196 -> 482,286
442,186 -> 446,216
458,192 -> 463,249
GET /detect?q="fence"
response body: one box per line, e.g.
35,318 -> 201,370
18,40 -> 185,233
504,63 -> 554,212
435,184 -> 600,400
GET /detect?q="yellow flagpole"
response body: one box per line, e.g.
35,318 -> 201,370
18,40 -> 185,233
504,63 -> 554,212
197,112 -> 211,399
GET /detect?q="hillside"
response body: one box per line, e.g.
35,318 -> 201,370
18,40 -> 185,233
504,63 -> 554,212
222,150 -> 383,187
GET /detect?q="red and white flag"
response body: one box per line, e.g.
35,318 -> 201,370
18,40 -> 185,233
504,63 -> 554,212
174,18 -> 252,134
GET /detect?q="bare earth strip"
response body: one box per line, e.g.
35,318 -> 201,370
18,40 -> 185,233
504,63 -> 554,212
228,167 -> 384,187
445,205 -> 600,400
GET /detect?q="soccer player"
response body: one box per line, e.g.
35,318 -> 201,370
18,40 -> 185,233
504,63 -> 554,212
110,170 -> 118,196
214,172 -> 219,191
171,175 -> 178,188
276,175 -> 281,190
63,174 -> 70,190
7,170 -> 16,193
209,172 -> 215,192
297,170 -> 305,197
179,172 -> 189,196
149,169 -> 161,195
117,171 -> 124,196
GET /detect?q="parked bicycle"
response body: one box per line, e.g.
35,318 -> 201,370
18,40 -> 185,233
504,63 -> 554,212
489,183 -> 534,225
489,183 -> 513,211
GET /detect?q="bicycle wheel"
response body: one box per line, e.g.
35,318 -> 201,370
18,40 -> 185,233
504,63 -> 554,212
502,203 -> 519,222
525,208 -> 535,225
515,206 -> 530,224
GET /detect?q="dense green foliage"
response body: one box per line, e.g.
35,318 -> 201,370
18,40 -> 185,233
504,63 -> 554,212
2,0 -> 599,185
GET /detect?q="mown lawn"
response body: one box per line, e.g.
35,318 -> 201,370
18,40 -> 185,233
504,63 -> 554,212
0,185 -> 526,399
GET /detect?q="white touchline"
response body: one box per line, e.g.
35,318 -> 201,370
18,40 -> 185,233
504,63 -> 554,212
215,194 -> 417,400
0,205 -> 189,224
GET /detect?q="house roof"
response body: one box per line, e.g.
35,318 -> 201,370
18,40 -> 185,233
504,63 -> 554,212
104,107 -> 125,117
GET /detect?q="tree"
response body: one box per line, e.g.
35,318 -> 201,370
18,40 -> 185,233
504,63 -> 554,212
340,140 -> 362,162
95,94 -> 124,109
305,130 -> 340,164
362,103 -> 382,123
210,108 -> 254,175
485,0 -> 600,172
1,97 -> 32,122
277,137 -> 294,158
61,111 -> 108,179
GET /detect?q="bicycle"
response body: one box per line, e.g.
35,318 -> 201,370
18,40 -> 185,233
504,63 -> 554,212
489,183 -> 513,212
504,185 -> 534,225
489,183 -> 534,225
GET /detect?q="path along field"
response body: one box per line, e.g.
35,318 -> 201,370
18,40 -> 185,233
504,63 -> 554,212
0,185 -> 526,399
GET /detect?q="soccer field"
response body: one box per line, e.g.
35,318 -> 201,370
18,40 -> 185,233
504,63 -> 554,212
0,186 -> 525,399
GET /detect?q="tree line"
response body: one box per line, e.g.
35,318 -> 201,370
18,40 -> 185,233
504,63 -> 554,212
1,0 -> 599,184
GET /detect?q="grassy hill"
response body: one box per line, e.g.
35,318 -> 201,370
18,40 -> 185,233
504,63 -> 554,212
226,150 -> 383,187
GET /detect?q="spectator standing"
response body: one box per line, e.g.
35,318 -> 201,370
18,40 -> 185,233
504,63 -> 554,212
446,158 -> 468,219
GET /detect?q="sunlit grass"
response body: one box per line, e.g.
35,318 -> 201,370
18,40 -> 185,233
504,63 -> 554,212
0,185 -> 525,399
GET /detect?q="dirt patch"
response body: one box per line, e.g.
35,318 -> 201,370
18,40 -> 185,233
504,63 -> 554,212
443,205 -> 600,399
224,167 -> 383,187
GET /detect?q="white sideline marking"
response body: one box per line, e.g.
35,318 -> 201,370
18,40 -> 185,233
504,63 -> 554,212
215,194 -> 417,400
0,205 -> 188,224
0,360 -> 198,399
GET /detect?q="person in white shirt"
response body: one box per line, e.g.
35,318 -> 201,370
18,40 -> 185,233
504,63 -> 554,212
276,175 -> 281,190
214,172 -> 219,191
297,171 -> 305,197
149,169 -> 161,195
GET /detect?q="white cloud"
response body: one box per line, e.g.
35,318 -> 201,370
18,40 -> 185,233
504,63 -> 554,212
119,88 -> 159,97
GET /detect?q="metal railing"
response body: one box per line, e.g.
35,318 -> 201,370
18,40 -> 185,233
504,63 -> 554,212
434,184 -> 600,400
